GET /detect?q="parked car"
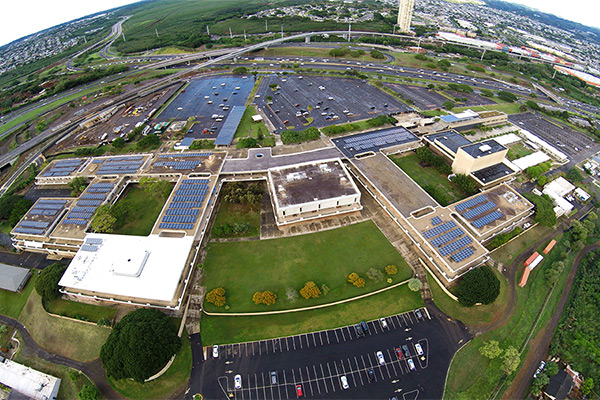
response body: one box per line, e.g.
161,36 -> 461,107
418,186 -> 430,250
533,361 -> 546,378
340,375 -> 349,389
376,351 -> 385,365
212,345 -> 219,358
296,384 -> 303,397
415,309 -> 424,320
361,321 -> 369,333
379,318 -> 388,329
415,343 -> 424,356
367,369 -> 375,381
234,374 -> 242,389
270,371 -> 278,385
396,348 -> 404,360
355,324 -> 364,337
402,345 -> 411,357
407,359 -> 416,371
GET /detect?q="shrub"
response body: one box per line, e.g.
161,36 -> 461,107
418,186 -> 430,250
455,266 -> 500,306
78,385 -> 100,400
370,50 -> 385,59
286,287 -> 299,302
300,282 -> 321,299
232,66 -> 248,74
206,287 -> 226,306
497,90 -> 518,102
489,227 -> 522,249
236,137 -> 259,148
524,193 -> 556,227
366,268 -> 384,282
450,174 -> 478,195
252,291 -> 277,305
408,278 -> 422,291
280,127 -> 320,144
442,100 -> 455,110
385,265 -> 398,275
136,134 -> 160,150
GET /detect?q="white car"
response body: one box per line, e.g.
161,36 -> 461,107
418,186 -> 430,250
408,359 -> 416,371
212,345 -> 219,358
415,343 -> 423,356
340,375 -> 349,389
234,374 -> 242,389
376,351 -> 385,365
379,318 -> 388,329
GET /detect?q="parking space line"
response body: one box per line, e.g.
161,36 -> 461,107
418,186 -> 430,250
334,329 -> 339,343
275,373 -> 282,400
318,332 -> 323,346
292,336 -> 296,351
327,363 -> 336,392
254,373 -> 259,400
389,357 -> 399,376
394,315 -> 402,327
345,326 -> 353,340
371,322 -> 379,335
388,316 -> 397,329
320,364 -> 329,394
312,333 -> 317,347
356,359 -> 365,385
278,338 -> 283,353
285,338 -> 289,352
325,331 -> 330,345
299,336 -> 303,349
339,328 -> 346,341
312,365 -> 322,395
282,370 -> 289,400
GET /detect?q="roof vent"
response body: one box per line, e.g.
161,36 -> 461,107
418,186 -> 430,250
479,144 -> 491,152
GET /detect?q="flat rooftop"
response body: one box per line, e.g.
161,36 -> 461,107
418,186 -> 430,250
0,359 -> 60,400
332,126 -> 419,158
425,131 -> 472,155
59,233 -> 194,305
39,158 -> 87,178
146,152 -> 226,175
472,162 -> 516,184
82,155 -> 149,176
459,139 -> 506,158
12,198 -> 73,237
269,159 -> 358,207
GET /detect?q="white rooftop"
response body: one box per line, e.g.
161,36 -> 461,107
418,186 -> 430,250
512,151 -> 551,171
59,233 -> 194,304
544,177 -> 576,198
493,133 -> 521,146
0,359 -> 60,400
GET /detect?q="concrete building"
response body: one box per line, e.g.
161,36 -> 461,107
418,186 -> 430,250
0,359 -> 60,400
434,110 -> 508,132
397,0 -> 415,33
267,159 -> 362,226
543,177 -> 576,216
452,140 -> 508,175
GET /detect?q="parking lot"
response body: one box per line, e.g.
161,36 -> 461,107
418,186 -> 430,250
158,75 -> 255,139
509,112 -> 599,162
194,306 -> 471,399
255,75 -> 412,132
384,84 -> 450,110
447,90 -> 496,107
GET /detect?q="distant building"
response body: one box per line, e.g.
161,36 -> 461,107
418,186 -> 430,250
0,263 -> 31,292
543,177 -> 576,217
397,0 -> 415,33
0,359 -> 60,400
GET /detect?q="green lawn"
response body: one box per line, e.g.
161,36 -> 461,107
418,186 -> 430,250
0,273 -> 36,319
427,268 -> 509,327
201,284 -> 423,345
18,291 -> 110,362
454,102 -> 523,115
109,333 -> 192,400
203,221 -> 413,312
113,184 -> 173,236
45,298 -> 117,324
234,106 -> 269,138
445,234 -> 575,399
390,153 -> 469,206
507,142 -> 534,161
211,200 -> 261,238
490,224 -> 553,266
14,335 -> 97,400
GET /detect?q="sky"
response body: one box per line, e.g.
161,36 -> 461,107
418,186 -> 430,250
0,0 -> 599,47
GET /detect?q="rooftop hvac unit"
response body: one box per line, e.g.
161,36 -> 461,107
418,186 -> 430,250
479,144 -> 492,152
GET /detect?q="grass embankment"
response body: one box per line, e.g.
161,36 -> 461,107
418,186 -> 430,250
427,268 -> 509,327
233,105 -> 275,147
201,284 -> 423,345
112,184 -> 173,236
45,298 -> 117,324
211,200 -> 261,238
0,274 -> 37,318
453,102 -> 523,115
109,333 -> 192,400
491,224 -> 552,265
445,233 -> 573,399
18,291 -> 110,362
390,153 -> 469,206
202,220 -> 413,313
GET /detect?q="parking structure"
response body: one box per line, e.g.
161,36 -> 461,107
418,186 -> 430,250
509,112 -> 599,161
196,307 -> 471,400
255,75 -> 413,133
158,75 -> 255,140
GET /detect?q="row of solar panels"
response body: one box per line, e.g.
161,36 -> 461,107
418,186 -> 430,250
159,223 -> 194,230
92,156 -> 143,164
455,194 -> 488,212
423,221 -> 457,239
451,247 -> 474,263
431,216 -> 442,226
165,208 -> 200,216
157,153 -> 212,159
463,201 -> 496,220
439,236 -> 473,257
182,179 -> 209,184
430,228 -> 465,248
178,183 -> 209,190
153,161 -> 201,170
472,211 -> 503,229
173,195 -> 206,203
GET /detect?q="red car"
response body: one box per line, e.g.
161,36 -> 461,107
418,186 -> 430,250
396,348 -> 404,360
296,384 -> 303,397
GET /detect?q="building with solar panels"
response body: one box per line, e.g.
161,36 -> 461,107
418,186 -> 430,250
267,159 -> 362,226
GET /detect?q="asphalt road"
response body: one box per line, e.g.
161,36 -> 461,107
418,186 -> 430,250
189,305 -> 471,400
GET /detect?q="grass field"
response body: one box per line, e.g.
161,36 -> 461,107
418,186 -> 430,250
233,105 -> 275,146
112,184 -> 173,236
490,224 -> 553,265
45,298 -> 117,324
445,234 -> 574,399
202,221 -> 413,312
0,274 -> 37,319
15,336 -> 97,400
211,200 -> 261,238
454,102 -> 523,115
109,333 -> 192,400
390,153 -> 468,206
427,269 -> 509,327
18,291 -> 110,362
201,283 -> 423,345
507,142 -> 534,161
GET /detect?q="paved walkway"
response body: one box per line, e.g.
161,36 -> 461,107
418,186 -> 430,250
0,314 -> 124,400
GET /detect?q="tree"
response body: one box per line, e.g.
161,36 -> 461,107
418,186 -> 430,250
206,288 -> 226,306
300,282 -> 321,299
442,100 -> 455,110
35,262 -> 67,304
370,50 -> 385,59
496,90 -> 517,102
537,175 -> 548,186
68,177 -> 88,196
385,265 -> 398,275
501,346 -> 520,374
232,66 -> 248,75
139,177 -> 172,199
525,194 -> 557,227
112,137 -> 126,149
479,340 -> 502,359
78,385 -> 100,400
91,204 -> 116,233
252,291 -> 277,305
100,308 -> 181,383
136,133 -> 160,150
530,373 -> 549,397
366,268 -> 384,282
566,167 -> 583,183
348,273 -> 365,287
581,377 -> 594,395
456,266 -> 500,307
67,370 -> 80,382
544,361 -> 559,377
408,278 -> 422,292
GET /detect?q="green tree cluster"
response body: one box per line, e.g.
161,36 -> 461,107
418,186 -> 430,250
526,162 -> 551,179
100,308 -> 181,383
524,193 -> 557,227
252,291 -> 277,305
455,266 -> 500,307
35,263 -> 67,304
68,177 -> 88,197
415,146 -> 452,174
0,195 -> 33,227
408,278 -> 422,292
280,127 -> 320,144
222,182 -> 263,208
496,90 -> 518,102
450,174 -> 478,195
136,134 -> 160,150
139,177 -> 172,199
348,273 -> 366,287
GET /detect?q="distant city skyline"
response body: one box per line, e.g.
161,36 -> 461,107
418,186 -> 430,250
0,0 -> 597,48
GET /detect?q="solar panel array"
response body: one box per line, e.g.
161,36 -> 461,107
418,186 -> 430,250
421,216 -> 475,263
18,200 -> 69,234
423,221 -> 456,239
62,182 -> 115,227
215,106 -> 246,146
430,228 -> 465,247
158,180 -> 209,231
439,236 -> 473,256
463,201 -> 496,220
472,211 -> 503,229
157,153 -> 212,159
431,216 -> 443,226
153,160 -> 201,170
336,127 -> 418,154
95,156 -> 144,175
455,195 -> 488,212
41,159 -> 85,177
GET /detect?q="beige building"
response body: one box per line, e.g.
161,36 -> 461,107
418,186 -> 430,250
452,140 -> 508,175
397,0 -> 415,33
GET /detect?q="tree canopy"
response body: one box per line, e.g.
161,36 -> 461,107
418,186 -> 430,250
456,266 -> 500,307
35,263 -> 67,304
100,308 -> 181,383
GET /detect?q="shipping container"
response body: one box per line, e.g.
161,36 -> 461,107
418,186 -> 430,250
524,252 -> 540,267
529,254 -> 544,270
519,267 -> 531,288
543,239 -> 557,255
